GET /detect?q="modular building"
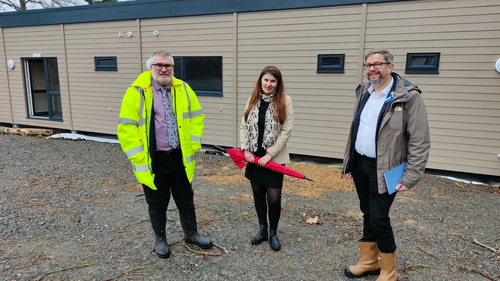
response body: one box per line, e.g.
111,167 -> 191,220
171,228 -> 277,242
0,0 -> 499,176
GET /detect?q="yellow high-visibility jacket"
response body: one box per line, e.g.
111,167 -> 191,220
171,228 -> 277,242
117,71 -> 205,190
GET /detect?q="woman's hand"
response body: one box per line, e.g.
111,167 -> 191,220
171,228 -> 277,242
258,153 -> 272,167
244,150 -> 255,163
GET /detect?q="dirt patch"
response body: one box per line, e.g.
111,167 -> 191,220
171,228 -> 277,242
199,161 -> 354,198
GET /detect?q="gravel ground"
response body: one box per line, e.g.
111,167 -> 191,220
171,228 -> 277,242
0,134 -> 499,281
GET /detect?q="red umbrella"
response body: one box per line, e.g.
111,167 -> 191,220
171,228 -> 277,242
226,148 -> 314,181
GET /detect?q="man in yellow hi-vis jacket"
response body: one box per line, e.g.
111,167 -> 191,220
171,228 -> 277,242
117,51 -> 212,258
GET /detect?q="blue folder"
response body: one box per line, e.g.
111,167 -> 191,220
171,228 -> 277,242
383,163 -> 407,195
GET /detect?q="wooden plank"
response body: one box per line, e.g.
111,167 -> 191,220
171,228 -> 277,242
3,128 -> 53,136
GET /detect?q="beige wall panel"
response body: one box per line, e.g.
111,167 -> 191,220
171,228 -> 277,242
0,31 -> 11,123
239,15 -> 361,27
140,14 -> 234,146
433,137 -> 499,148
3,25 -> 71,130
239,5 -> 361,20
407,85 -> 498,97
369,5 -> 499,20
364,0 -> 500,176
368,21 -> 499,35
238,49 -> 360,58
71,96 -> 123,104
430,114 -> 500,125
434,128 -> 500,140
237,5 -> 363,157
63,20 -> 139,134
427,106 -> 500,117
431,149 -> 496,164
64,21 -> 138,30
140,28 -> 232,37
404,70 -> 499,79
201,99 -> 235,107
239,28 -> 361,39
68,77 -> 137,85
425,100 -> 500,109
202,118 -> 233,127
432,140 -> 499,154
368,0 -> 500,13
430,120 -> 499,132
429,159 -> 499,177
366,30 -> 498,42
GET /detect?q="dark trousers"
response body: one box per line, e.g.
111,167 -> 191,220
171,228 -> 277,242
352,152 -> 397,253
142,150 -> 194,224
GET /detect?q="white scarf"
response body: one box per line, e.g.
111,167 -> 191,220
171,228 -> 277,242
246,93 -> 279,152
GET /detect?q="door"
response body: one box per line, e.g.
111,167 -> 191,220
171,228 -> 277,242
22,58 -> 62,121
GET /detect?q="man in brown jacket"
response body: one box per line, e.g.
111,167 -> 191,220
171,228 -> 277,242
342,49 -> 431,281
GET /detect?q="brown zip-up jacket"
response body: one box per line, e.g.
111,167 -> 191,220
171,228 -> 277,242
343,72 -> 431,194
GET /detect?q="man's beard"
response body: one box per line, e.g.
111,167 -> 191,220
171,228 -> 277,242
369,72 -> 388,86
156,73 -> 172,86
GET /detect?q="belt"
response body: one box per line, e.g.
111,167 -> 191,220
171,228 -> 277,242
157,149 -> 181,156
355,151 -> 376,161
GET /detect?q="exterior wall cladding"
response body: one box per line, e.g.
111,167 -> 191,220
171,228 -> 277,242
1,0 -> 499,176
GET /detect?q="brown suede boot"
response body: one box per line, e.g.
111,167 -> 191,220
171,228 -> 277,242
344,242 -> 381,278
376,252 -> 398,281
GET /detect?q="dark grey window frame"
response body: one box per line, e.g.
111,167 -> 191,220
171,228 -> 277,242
317,54 -> 345,73
21,57 -> 63,121
174,56 -> 223,97
405,53 -> 440,74
95,56 -> 118,71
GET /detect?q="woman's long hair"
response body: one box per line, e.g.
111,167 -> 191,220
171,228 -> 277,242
244,65 -> 287,124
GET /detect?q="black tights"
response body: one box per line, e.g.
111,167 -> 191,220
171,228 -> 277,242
251,182 -> 282,231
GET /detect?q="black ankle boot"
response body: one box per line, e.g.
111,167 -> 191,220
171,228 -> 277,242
251,224 -> 268,245
179,209 -> 213,249
269,229 -> 281,251
154,230 -> 171,258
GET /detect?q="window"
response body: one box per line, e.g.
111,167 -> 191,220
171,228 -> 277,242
22,58 -> 62,121
317,54 -> 345,73
95,56 -> 117,71
405,53 -> 440,74
174,56 -> 222,96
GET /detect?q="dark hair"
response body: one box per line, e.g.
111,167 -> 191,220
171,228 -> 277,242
244,65 -> 287,124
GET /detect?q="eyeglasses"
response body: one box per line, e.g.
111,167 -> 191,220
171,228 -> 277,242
363,62 -> 390,70
152,63 -> 174,71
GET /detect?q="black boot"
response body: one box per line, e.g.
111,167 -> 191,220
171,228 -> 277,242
179,208 -> 213,249
251,224 -> 268,245
154,230 -> 171,258
149,210 -> 171,258
269,229 -> 281,251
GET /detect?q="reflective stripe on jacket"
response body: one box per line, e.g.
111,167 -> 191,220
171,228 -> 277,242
117,71 -> 204,190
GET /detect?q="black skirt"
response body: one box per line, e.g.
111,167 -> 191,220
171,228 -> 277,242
244,100 -> 284,189
245,162 -> 284,189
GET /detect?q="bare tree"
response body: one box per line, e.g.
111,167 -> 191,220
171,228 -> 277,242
0,0 -> 117,12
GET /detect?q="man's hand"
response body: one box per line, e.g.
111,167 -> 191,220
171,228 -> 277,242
244,150 -> 255,163
258,153 -> 272,167
345,172 -> 353,179
395,183 -> 409,192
